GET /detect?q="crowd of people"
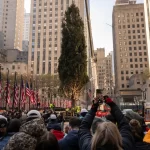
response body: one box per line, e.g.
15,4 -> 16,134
0,96 -> 150,150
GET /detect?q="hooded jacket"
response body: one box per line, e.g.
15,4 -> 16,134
59,130 -> 79,150
79,101 -> 135,150
3,118 -> 47,150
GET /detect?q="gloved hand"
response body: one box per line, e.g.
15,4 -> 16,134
105,97 -> 113,104
91,98 -> 99,112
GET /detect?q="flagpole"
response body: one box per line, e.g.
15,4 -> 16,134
5,68 -> 9,110
12,72 -> 17,111
18,75 -> 22,111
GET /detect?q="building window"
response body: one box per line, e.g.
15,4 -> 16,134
122,84 -> 125,88
144,58 -> 147,61
12,65 -> 15,70
135,64 -> 138,68
140,58 -> 142,62
140,64 -> 143,68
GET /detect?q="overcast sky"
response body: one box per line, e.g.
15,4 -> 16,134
25,0 -> 144,55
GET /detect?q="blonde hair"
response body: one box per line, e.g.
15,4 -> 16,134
91,122 -> 123,150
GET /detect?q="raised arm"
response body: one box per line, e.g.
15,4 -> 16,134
78,102 -> 99,150
106,98 -> 135,150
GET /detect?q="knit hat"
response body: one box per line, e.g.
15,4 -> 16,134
125,111 -> 144,125
50,114 -> 57,120
0,115 -> 7,128
143,130 -> 150,144
81,108 -> 88,113
27,110 -> 41,119
92,117 -> 105,134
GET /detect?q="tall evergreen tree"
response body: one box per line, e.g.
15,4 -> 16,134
58,3 -> 89,107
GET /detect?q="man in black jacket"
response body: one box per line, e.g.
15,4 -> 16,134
59,117 -> 81,150
78,97 -> 135,150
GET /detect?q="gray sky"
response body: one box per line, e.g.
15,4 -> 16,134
25,0 -> 144,55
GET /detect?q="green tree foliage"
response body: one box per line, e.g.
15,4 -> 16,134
58,3 -> 89,106
142,69 -> 150,82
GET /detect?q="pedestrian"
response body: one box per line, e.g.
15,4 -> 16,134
3,110 -> 48,150
79,108 -> 88,120
0,115 -> 9,149
35,132 -> 60,150
50,123 -> 64,140
59,117 -> 81,150
47,114 -> 58,131
64,125 -> 69,137
57,113 -> 65,130
129,119 -> 150,149
79,96 -> 135,150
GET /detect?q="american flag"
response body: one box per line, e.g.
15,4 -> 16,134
29,81 -> 35,103
21,79 -> 26,103
14,83 -> 19,106
6,77 -> 10,104
26,82 -> 32,97
30,91 -> 35,104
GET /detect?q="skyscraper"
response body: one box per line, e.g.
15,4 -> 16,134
144,0 -> 150,70
23,13 -> 30,41
0,0 -> 4,31
113,2 -> 149,97
94,48 -> 113,95
1,0 -> 24,50
28,0 -> 92,75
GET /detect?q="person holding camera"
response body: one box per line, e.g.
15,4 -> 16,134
78,96 -> 135,150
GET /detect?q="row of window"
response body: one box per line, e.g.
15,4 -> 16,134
118,12 -> 144,18
119,40 -> 146,46
120,46 -> 147,51
118,23 -> 144,29
121,70 -> 143,75
119,29 -> 145,35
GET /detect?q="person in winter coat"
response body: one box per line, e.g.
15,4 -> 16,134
129,119 -> 150,150
0,115 -> 9,149
50,123 -> 64,140
79,108 -> 88,120
3,110 -> 48,150
0,118 -> 21,149
59,117 -> 81,150
79,97 -> 135,150
47,114 -> 58,131
35,132 -> 60,150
